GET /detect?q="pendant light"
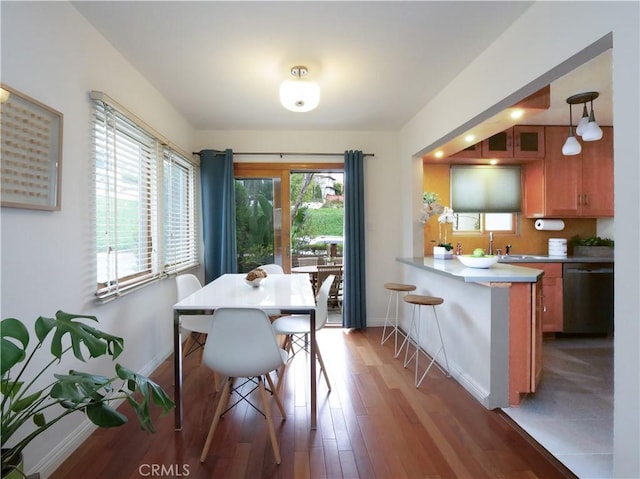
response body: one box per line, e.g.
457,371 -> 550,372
582,97 -> 603,141
566,91 -> 602,143
576,102 -> 589,136
562,101 -> 582,156
279,65 -> 320,112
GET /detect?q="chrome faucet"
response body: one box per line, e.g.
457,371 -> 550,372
489,231 -> 494,255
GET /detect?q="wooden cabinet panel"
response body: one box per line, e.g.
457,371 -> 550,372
523,126 -> 613,218
581,126 -> 614,216
544,127 -> 582,216
449,142 -> 482,159
509,279 -> 543,405
448,126 -> 545,161
527,263 -> 563,333
514,125 -> 545,158
482,129 -> 513,158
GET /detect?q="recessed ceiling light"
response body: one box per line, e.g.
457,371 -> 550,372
464,134 -> 475,143
434,150 -> 444,158
510,109 -> 524,120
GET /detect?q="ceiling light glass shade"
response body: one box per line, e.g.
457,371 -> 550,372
576,104 -> 589,136
0,87 -> 10,103
279,78 -> 320,112
582,109 -> 603,141
562,134 -> 582,156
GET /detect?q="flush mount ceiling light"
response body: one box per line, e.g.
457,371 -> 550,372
568,91 -> 603,142
279,65 -> 320,113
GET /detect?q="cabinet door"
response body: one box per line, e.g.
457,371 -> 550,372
449,142 -> 482,159
522,160 -> 545,217
526,263 -> 563,333
544,126 -> 581,216
581,126 -> 614,217
481,129 -> 513,158
514,126 -> 545,158
531,278 -> 543,391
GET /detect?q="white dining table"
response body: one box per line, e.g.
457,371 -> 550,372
172,273 -> 318,430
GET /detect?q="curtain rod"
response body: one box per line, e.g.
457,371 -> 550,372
193,151 -> 374,158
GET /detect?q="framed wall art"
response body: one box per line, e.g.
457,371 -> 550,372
1,83 -> 63,211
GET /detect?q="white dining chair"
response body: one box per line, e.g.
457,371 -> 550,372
175,274 -> 211,359
271,275 -> 334,393
259,263 -> 284,274
199,308 -> 288,465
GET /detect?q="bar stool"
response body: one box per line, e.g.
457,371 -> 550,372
381,282 -> 416,357
402,294 -> 450,387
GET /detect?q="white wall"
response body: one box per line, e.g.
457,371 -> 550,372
193,129 -> 402,326
2,1 -> 638,477
399,2 -> 639,476
1,3 -> 195,476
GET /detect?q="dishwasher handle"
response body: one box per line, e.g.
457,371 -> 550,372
565,267 -> 613,274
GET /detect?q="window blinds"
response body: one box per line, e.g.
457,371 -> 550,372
92,94 -> 198,300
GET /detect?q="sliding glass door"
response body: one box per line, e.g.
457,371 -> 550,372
234,168 -> 288,273
234,162 -> 342,273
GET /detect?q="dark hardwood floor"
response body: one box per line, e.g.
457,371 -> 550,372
51,327 -> 576,478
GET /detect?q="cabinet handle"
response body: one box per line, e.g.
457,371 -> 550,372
584,194 -> 589,206
577,194 -> 582,206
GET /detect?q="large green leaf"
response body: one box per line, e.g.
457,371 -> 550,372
116,364 -> 174,433
51,371 -> 112,406
86,402 -> 127,428
35,311 -> 124,361
1,318 -> 29,376
10,390 -> 42,413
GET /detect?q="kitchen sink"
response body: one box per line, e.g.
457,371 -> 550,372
498,255 -> 548,260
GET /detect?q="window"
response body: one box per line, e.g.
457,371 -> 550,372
163,150 -> 199,274
453,212 -> 518,234
93,95 -> 198,300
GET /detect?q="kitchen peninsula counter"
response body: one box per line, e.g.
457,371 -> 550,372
396,256 -> 544,409
397,256 -> 543,282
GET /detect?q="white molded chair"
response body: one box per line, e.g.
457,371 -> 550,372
199,308 -> 288,464
175,274 -> 211,358
271,275 -> 334,392
258,263 -> 284,274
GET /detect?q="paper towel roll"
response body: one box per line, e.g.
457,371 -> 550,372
534,219 -> 565,231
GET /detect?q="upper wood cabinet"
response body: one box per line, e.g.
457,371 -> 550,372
450,126 -> 545,160
523,126 -> 613,218
514,125 -> 545,158
482,129 -> 513,158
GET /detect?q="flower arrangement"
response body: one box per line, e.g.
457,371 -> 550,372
437,206 -> 456,249
419,192 -> 444,224
420,192 -> 455,251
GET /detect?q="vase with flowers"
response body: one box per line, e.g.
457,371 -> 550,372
420,192 -> 456,259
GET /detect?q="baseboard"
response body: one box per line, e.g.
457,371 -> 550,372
32,348 -> 172,478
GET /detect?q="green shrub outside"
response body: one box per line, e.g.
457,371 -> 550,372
304,208 -> 344,237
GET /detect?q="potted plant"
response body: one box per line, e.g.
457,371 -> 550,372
1,311 -> 174,478
571,235 -> 614,257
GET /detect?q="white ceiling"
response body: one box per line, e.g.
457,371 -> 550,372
72,1 -> 612,132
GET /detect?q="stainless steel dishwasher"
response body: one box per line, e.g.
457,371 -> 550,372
563,262 -> 614,334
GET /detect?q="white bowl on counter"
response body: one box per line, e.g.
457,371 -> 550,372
456,254 -> 499,269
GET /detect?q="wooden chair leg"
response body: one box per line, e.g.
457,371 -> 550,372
266,373 -> 286,417
276,358 -> 287,394
315,345 -> 332,392
259,379 -> 281,465
200,378 -> 232,462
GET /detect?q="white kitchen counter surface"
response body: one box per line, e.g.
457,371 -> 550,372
397,256 -> 543,283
